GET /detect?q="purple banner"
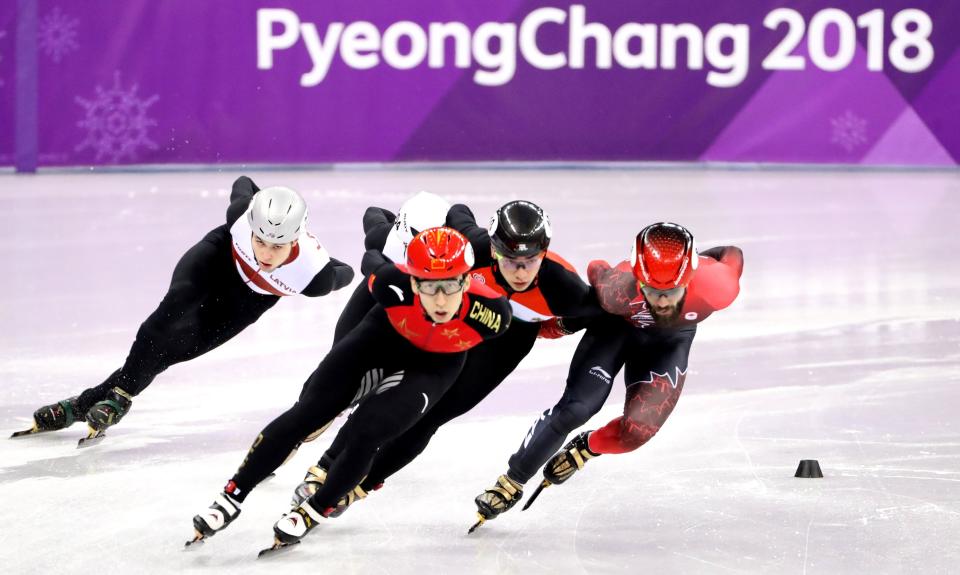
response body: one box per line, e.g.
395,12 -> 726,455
0,3 -> 15,166
3,0 -> 958,168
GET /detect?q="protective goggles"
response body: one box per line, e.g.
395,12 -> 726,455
640,284 -> 686,299
415,277 -> 466,296
494,251 -> 545,272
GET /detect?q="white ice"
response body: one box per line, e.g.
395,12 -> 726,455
0,167 -> 958,574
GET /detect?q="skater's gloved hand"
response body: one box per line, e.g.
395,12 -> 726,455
538,317 -> 573,339
587,260 -> 612,287
361,249 -> 389,275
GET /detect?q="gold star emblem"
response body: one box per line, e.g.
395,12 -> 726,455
396,318 -> 421,339
455,339 -> 472,350
441,327 -> 461,339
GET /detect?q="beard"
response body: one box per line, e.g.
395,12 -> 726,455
650,294 -> 686,327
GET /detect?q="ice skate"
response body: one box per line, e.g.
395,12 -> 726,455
75,387 -> 133,447
85,387 -> 133,432
469,474 -> 523,533
523,431 -> 599,511
290,464 -> 328,507
291,464 -> 371,517
11,396 -> 84,438
187,489 -> 242,547
260,500 -> 329,556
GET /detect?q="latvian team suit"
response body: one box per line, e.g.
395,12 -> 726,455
322,203 -> 603,492
506,245 -> 743,488
206,247 -> 512,532
29,176 -> 353,435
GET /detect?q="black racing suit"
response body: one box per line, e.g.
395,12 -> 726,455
75,176 -> 354,413
323,203 -> 603,491
229,259 -> 512,509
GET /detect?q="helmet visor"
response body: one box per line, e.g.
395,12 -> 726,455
415,277 -> 466,296
640,284 -> 685,299
494,251 -> 545,272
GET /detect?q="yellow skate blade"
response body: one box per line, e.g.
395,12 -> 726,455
521,480 -> 551,511
467,513 -> 486,534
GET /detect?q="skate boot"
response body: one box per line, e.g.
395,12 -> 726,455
12,396 -> 85,438
188,484 -> 243,546
273,500 -> 330,545
544,431 -> 599,485
469,474 -> 523,533
522,431 -> 600,511
85,387 -> 133,432
291,464 -> 370,517
291,464 -> 327,507
37,396 -> 84,430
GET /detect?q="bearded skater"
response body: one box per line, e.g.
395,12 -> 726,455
470,222 -> 743,530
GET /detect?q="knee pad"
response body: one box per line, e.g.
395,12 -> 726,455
552,401 -> 599,432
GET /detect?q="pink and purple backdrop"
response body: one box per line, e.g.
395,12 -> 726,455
1,0 -> 957,170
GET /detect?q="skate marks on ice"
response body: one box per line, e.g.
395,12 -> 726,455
551,386 -> 960,572
0,412 -> 277,484
0,169 -> 958,572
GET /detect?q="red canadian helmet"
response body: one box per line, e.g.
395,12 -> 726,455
401,227 -> 475,279
630,222 -> 698,289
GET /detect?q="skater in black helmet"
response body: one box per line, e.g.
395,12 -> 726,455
289,200 -> 604,517
12,176 -> 354,446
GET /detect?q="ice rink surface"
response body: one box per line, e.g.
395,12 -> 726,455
1,167 -> 958,574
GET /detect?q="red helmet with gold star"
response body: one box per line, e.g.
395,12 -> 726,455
401,227 -> 474,279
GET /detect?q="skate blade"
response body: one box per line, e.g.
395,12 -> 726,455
257,539 -> 300,559
467,513 -> 486,534
10,424 -> 44,438
77,427 -> 106,449
184,532 -> 206,549
521,480 -> 551,511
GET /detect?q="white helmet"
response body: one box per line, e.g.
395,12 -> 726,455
247,186 -> 307,245
382,191 -> 451,262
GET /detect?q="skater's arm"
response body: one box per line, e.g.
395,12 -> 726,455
467,288 -> 513,341
226,176 -> 260,226
446,204 -> 493,267
301,257 -> 355,297
537,315 -> 595,338
694,247 -> 744,311
360,249 -> 390,277
366,254 -> 414,306
699,246 -> 744,278
539,255 -> 605,320
363,207 -> 397,253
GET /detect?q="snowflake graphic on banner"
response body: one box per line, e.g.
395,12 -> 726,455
39,6 -> 80,63
75,72 -> 160,163
830,110 -> 868,153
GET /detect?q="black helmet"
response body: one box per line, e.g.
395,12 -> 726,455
489,200 -> 551,257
